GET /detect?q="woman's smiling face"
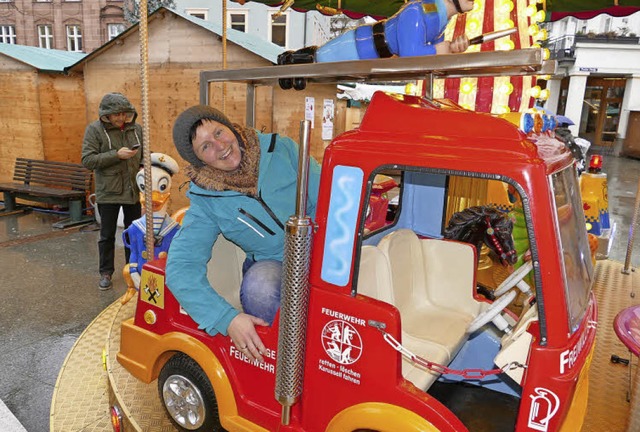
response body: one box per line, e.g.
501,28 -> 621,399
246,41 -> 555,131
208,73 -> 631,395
192,119 -> 242,171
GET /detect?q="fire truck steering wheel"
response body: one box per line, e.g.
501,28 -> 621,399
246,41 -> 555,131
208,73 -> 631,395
467,289 -> 517,334
493,261 -> 534,298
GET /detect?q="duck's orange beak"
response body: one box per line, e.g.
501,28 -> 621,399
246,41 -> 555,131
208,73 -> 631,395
139,191 -> 170,212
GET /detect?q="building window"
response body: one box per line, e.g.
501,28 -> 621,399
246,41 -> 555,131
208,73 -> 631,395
228,11 -> 248,32
268,12 -> 288,48
0,25 -> 16,44
66,25 -> 82,52
185,8 -> 208,20
604,17 -> 611,33
37,24 -> 53,49
107,23 -> 125,40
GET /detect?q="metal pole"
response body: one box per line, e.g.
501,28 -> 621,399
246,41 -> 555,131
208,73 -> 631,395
622,175 -> 640,275
222,0 -> 228,113
275,120 -> 313,425
138,0 -> 154,261
296,121 -> 311,218
245,84 -> 256,128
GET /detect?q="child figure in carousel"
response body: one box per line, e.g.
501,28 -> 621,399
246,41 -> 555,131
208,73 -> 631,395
120,153 -> 181,305
277,0 -> 474,89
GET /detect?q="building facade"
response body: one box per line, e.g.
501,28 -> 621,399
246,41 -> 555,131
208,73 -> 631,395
544,11 -> 640,152
174,0 -> 360,51
0,0 -> 127,52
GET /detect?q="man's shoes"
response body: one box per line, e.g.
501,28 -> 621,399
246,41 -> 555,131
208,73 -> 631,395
99,274 -> 113,290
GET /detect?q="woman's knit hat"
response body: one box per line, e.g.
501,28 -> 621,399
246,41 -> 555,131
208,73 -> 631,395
172,105 -> 243,168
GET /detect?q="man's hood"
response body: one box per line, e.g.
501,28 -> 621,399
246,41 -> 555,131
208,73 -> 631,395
98,92 -> 138,123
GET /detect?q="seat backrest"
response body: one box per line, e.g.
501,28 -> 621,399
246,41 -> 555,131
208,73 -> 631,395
357,245 -> 395,304
421,239 -> 481,316
377,229 -> 428,309
207,234 -> 245,310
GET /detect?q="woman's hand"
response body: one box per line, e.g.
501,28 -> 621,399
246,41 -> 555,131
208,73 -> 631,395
228,313 -> 269,362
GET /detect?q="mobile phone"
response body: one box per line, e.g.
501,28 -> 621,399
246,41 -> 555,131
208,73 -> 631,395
131,143 -> 140,150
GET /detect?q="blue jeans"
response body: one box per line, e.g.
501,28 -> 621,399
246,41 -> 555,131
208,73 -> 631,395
240,260 -> 282,324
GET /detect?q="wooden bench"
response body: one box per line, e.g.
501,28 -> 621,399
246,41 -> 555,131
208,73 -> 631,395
0,158 -> 93,228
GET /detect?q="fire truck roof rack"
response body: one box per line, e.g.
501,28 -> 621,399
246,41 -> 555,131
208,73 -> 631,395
199,48 -> 556,126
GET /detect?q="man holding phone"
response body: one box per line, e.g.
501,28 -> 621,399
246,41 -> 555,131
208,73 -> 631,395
81,92 -> 143,290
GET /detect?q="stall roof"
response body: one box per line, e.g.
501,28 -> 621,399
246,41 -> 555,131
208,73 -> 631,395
65,7 -> 283,73
175,9 -> 284,63
0,44 -> 85,72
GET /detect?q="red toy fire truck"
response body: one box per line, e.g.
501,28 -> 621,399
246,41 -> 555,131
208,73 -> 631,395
116,89 -> 596,432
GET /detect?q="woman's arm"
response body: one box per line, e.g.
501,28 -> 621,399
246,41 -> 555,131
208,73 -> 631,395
166,196 -> 239,336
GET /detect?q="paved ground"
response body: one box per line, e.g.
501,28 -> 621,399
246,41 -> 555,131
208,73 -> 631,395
0,153 -> 638,431
0,217 -> 128,432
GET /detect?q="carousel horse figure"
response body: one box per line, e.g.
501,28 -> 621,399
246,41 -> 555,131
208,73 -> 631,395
444,205 -> 518,267
120,153 -> 180,305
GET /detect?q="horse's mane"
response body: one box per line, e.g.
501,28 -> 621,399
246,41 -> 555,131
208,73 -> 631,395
443,206 -> 507,242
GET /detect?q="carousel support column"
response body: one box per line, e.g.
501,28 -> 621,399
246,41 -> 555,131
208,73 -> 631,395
544,77 -> 562,114
565,71 -> 588,136
618,75 -> 640,142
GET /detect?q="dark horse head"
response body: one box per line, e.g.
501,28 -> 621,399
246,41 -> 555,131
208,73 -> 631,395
444,206 -> 518,266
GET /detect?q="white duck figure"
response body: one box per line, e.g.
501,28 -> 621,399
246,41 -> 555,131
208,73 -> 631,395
120,153 -> 180,305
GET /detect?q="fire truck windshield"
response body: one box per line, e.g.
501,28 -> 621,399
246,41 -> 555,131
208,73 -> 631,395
550,166 -> 594,332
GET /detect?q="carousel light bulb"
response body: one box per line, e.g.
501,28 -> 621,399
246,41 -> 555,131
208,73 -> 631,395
495,19 -> 509,29
499,82 -> 514,95
542,48 -> 551,60
539,89 -> 550,100
531,42 -> 541,49
466,18 -> 481,33
405,83 -> 418,95
498,0 -> 514,14
537,0 -> 545,4
498,39 -> 516,51
528,24 -> 540,37
496,105 -> 511,115
472,1 -> 481,12
530,86 -> 542,98
535,29 -> 549,41
461,103 -> 473,111
533,10 -> 546,23
526,5 -> 537,16
461,81 -> 475,95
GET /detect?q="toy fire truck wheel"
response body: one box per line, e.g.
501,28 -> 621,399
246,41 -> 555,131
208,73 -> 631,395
493,261 -> 533,297
467,289 -> 517,334
158,353 -> 222,431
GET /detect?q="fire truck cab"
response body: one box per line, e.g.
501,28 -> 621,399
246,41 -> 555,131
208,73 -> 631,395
117,52 -> 596,432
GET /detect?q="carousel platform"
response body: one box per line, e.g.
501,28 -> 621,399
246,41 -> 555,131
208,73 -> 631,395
50,298 -> 176,431
49,259 -> 640,432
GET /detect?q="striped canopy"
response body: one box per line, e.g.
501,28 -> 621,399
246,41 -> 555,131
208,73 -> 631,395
230,0 -> 640,20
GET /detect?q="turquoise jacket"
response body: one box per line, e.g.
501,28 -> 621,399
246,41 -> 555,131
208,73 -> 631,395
166,132 -> 321,336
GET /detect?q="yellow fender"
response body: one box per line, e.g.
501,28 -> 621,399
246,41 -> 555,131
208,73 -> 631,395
326,402 -> 439,432
118,324 -> 268,431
